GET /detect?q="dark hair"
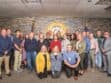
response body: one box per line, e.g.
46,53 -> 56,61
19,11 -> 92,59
71,33 -> 77,41
15,29 -> 21,33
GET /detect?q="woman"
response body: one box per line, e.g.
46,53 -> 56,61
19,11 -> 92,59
89,33 -> 99,71
36,45 -> 51,79
76,33 -> 86,75
50,35 -> 61,51
61,34 -> 70,53
21,34 -> 29,69
51,46 -> 63,78
70,33 -> 77,50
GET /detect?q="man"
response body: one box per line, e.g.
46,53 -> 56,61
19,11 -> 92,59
96,30 -> 103,68
0,28 -> 12,79
63,44 -> 80,80
13,30 -> 22,72
37,33 -> 46,52
44,32 -> 52,51
7,28 -> 14,70
24,32 -> 38,72
102,31 -> 111,76
82,31 -> 90,71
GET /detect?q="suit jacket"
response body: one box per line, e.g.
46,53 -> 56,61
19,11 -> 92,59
103,37 -> 111,55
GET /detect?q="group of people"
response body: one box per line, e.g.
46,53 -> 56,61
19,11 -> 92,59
0,28 -> 111,80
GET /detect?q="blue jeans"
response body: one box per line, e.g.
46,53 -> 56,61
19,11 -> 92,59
26,51 -> 37,71
95,51 -> 102,68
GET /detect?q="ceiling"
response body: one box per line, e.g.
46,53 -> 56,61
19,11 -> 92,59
0,0 -> 111,18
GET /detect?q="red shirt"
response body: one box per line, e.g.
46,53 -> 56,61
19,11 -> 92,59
50,40 -> 61,51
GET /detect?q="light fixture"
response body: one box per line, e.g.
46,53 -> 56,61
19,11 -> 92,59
21,0 -> 42,3
88,0 -> 92,2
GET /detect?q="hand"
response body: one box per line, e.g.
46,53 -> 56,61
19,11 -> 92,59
71,64 -> 78,68
19,49 -> 22,53
69,64 -> 77,68
102,49 -> 106,53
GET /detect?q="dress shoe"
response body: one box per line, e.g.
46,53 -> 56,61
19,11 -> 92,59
0,75 -> 2,80
107,74 -> 111,77
6,73 -> 11,77
74,76 -> 78,80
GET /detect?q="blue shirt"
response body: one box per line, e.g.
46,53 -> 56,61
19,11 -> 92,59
13,36 -> 22,50
84,36 -> 90,53
24,38 -> 38,52
63,51 -> 80,65
0,36 -> 12,56
51,53 -> 63,72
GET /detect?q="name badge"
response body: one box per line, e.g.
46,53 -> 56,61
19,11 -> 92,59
68,57 -> 71,62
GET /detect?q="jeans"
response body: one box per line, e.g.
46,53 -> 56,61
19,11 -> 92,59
51,71 -> 61,78
84,52 -> 89,70
26,51 -> 36,71
95,51 -> 102,68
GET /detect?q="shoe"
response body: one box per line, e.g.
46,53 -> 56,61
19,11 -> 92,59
17,69 -> 23,73
0,75 -> 2,80
6,73 -> 11,77
74,76 -> 78,80
107,74 -> 111,77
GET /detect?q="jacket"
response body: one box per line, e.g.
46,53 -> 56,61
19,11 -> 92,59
36,52 -> 51,73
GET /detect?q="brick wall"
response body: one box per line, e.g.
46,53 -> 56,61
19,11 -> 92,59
0,16 -> 111,34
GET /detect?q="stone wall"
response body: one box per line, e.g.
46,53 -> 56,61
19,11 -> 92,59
0,16 -> 111,34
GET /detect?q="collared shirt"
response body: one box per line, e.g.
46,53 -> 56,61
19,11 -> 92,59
90,38 -> 99,54
51,53 -> 63,72
84,36 -> 90,53
0,35 -> 12,56
63,51 -> 80,65
13,36 -> 22,50
24,38 -> 38,52
62,39 -> 70,52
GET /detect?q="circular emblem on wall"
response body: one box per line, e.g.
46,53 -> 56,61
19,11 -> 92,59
46,21 -> 68,36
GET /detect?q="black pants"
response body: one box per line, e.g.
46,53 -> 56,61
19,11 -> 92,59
84,52 -> 89,70
38,72 -> 48,79
65,65 -> 78,78
9,49 -> 14,70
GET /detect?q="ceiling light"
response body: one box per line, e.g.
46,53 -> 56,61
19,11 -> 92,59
21,0 -> 42,3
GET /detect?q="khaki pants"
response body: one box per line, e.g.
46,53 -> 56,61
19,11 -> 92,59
79,53 -> 85,70
89,50 -> 96,68
14,51 -> 22,71
0,55 -> 10,75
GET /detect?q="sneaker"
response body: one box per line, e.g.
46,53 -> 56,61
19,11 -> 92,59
107,74 -> 111,77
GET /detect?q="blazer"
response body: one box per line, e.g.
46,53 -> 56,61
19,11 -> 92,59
76,40 -> 86,54
103,37 -> 111,55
